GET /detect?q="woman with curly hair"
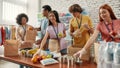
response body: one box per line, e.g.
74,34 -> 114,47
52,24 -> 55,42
16,13 -> 34,68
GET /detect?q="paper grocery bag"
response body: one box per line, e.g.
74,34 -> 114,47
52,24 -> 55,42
24,30 -> 37,43
4,40 -> 20,56
48,39 -> 60,52
19,41 -> 33,49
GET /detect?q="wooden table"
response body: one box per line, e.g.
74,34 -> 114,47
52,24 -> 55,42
0,55 -> 97,68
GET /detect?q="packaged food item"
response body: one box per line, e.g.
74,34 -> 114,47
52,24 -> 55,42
40,58 -> 58,65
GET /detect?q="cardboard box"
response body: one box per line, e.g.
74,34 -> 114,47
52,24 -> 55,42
67,45 -> 90,61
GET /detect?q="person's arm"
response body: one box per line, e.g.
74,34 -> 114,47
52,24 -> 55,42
88,28 -> 94,34
33,31 -> 49,57
83,29 -> 99,50
39,31 -> 49,50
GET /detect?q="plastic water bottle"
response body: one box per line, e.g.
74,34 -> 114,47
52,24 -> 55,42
113,43 -> 120,68
97,41 -> 106,68
104,42 -> 115,68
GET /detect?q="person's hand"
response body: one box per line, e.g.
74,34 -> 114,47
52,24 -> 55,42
73,48 -> 87,58
32,49 -> 41,59
82,23 -> 90,30
109,31 -> 118,38
58,32 -> 65,38
73,29 -> 81,37
111,33 -> 120,38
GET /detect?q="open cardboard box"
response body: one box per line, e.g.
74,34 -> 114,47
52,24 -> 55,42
67,45 -> 90,61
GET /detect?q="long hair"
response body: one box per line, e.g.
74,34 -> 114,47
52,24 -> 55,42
48,10 -> 60,25
99,4 -> 117,22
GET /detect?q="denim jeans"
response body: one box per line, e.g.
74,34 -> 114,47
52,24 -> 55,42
60,48 -> 67,55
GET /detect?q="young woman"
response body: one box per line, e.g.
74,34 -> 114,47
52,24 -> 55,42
33,10 -> 67,58
16,13 -> 34,44
68,4 -> 94,60
74,4 -> 120,58
16,13 -> 34,68
69,4 -> 94,48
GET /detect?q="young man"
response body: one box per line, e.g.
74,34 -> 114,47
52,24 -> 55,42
36,5 -> 52,49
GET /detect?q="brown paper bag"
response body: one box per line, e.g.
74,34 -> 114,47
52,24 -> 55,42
4,40 -> 20,56
24,30 -> 37,43
67,45 -> 90,61
48,39 -> 60,52
19,41 -> 33,49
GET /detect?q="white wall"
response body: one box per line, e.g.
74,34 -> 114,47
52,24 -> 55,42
0,0 -> 3,23
27,0 -> 39,27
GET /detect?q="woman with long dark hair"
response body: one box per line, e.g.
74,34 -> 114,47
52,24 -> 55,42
32,10 -> 67,58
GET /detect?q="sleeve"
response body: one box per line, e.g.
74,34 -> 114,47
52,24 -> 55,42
69,19 -> 74,33
41,21 -> 48,35
46,26 -> 49,34
87,16 -> 93,28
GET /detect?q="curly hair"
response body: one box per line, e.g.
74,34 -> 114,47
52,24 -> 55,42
16,13 -> 28,25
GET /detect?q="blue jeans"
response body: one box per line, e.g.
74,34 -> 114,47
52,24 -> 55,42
60,48 -> 67,55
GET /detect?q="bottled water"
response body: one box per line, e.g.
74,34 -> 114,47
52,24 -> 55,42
97,41 -> 106,68
113,43 -> 120,68
104,42 -> 115,68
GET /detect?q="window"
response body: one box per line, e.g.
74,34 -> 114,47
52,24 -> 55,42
2,0 -> 28,25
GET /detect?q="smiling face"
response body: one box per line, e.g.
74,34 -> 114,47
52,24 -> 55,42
99,8 -> 111,21
48,12 -> 56,23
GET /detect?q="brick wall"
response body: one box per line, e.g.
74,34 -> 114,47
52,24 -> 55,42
41,0 -> 120,25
